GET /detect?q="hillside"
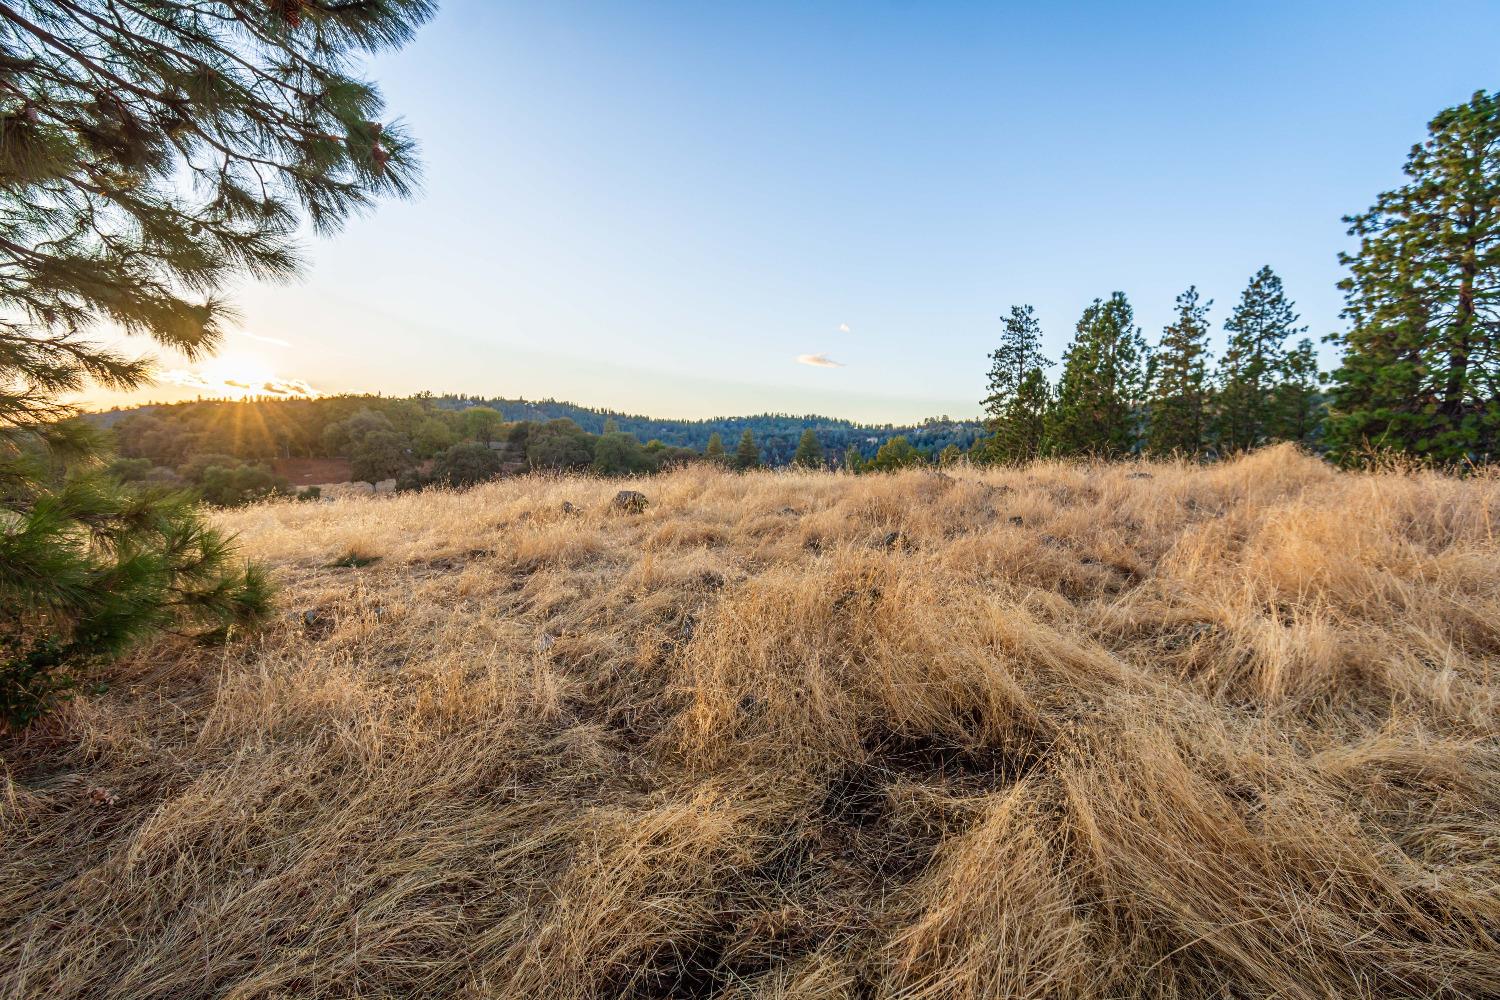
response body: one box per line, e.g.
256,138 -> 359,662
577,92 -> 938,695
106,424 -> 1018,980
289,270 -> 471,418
433,396 -> 986,456
87,394 -> 985,469
2,447 -> 1498,999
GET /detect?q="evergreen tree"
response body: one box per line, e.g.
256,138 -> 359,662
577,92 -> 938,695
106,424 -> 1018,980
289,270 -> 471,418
1269,339 -> 1324,446
1049,293 -> 1149,457
979,306 -> 1052,463
869,435 -> 924,470
1215,267 -> 1306,451
844,444 -> 864,473
976,371 -> 1051,465
1,1 -> 429,724
704,432 -> 726,463
733,430 -> 761,470
793,428 -> 824,468
1149,287 -> 1213,455
983,306 -> 1049,417
1326,90 -> 1500,463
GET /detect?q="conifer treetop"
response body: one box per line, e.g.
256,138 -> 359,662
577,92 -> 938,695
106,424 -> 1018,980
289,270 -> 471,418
0,0 -> 433,424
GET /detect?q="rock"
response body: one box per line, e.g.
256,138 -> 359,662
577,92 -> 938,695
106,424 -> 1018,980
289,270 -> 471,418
1126,471 -> 1154,480
779,506 -> 802,516
879,530 -> 909,550
1008,516 -> 1025,526
611,490 -> 648,513
561,500 -> 582,516
300,608 -> 335,639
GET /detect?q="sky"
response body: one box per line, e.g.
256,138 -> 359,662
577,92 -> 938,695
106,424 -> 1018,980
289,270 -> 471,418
87,0 -> 1500,423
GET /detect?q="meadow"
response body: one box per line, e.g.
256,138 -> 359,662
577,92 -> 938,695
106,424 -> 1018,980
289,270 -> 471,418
2,446 -> 1498,999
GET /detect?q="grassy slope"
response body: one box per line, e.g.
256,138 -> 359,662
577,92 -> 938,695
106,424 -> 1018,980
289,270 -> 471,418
2,447 -> 1498,999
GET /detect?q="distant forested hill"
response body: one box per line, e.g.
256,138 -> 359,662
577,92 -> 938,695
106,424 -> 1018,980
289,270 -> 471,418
428,395 -> 983,465
80,393 -> 983,503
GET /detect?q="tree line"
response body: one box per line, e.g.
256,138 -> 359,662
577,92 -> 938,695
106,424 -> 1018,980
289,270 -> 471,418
975,269 -> 1322,462
97,394 -> 985,505
426,395 -> 985,460
977,91 -> 1499,466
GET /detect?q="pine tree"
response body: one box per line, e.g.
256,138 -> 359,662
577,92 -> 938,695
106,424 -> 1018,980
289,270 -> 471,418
869,435 -> 924,470
704,432 -> 726,463
793,429 -> 823,468
979,306 -> 1052,463
976,371 -> 1051,465
1049,293 -> 1149,457
1326,91 -> 1500,463
733,430 -> 760,470
1215,267 -> 1306,451
1269,338 -> 1324,446
0,1 -> 430,724
983,306 -> 1049,417
1149,287 -> 1213,455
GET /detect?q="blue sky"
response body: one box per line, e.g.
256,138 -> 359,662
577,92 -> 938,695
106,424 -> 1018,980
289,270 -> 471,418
110,1 -> 1500,422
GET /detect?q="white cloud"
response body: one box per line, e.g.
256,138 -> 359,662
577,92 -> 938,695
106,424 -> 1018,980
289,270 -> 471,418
230,329 -> 292,348
160,369 -> 216,390
838,322 -> 850,333
257,377 -> 321,397
159,369 -> 321,398
796,353 -> 845,368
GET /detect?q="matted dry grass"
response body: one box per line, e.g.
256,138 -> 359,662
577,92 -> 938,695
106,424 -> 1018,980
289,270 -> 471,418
3,446 -> 1499,999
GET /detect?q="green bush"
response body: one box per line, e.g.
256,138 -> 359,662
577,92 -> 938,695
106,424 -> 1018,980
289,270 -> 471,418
2,460 -> 271,727
198,463 -> 291,507
869,436 -> 926,471
433,441 -> 503,488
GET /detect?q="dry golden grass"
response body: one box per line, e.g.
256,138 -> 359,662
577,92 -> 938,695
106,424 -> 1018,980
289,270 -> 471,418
3,445 -> 1499,999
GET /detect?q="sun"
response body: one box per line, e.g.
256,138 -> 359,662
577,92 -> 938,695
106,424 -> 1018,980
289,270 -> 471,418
198,353 -> 279,398
158,352 -> 321,400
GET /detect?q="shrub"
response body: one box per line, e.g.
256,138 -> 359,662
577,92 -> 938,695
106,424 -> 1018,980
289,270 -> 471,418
433,441 -> 503,488
1,464 -> 271,727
